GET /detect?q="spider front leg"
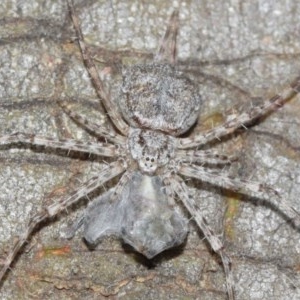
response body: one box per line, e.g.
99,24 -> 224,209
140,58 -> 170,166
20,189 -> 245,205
169,176 -> 235,300
179,163 -> 300,227
0,160 -> 126,282
65,171 -> 132,241
178,76 -> 300,149
0,132 -> 118,157
175,149 -> 236,165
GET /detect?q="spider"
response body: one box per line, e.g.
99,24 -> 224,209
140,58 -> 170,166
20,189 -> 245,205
1,1 -> 300,299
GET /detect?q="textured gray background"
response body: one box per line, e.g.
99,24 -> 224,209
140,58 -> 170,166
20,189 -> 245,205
1,0 -> 300,299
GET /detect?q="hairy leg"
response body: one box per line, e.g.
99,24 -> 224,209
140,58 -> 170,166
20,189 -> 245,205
0,132 -> 118,157
169,175 -> 235,300
0,160 -> 126,282
175,149 -> 235,165
179,163 -> 300,227
58,101 -> 127,144
155,10 -> 179,64
178,77 -> 300,149
66,0 -> 129,135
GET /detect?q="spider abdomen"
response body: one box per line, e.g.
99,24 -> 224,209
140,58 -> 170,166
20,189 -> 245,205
119,63 -> 201,136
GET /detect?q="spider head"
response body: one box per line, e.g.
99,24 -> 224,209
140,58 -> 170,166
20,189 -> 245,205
128,128 -> 175,175
139,149 -> 160,174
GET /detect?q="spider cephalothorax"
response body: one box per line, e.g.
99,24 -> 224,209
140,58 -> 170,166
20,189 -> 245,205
128,128 -> 176,174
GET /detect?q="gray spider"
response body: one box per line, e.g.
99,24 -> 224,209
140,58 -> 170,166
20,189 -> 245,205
1,1 -> 300,299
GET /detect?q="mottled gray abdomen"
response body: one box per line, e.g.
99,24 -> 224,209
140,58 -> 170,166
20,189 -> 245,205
119,63 -> 201,136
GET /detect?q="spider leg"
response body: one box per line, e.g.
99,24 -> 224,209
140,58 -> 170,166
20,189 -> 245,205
179,163 -> 300,227
175,149 -> 236,165
49,166 -> 132,241
178,77 -> 300,149
110,170 -> 132,200
155,10 -> 179,64
58,101 -> 127,145
47,160 -> 126,216
0,160 -> 126,282
169,176 -> 235,300
0,132 -> 118,157
66,0 -> 129,136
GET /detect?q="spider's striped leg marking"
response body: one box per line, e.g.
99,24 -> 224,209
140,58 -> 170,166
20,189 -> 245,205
155,10 -> 179,64
179,163 -> 300,227
0,160 -> 126,282
175,149 -> 236,165
58,101 -> 127,145
169,176 -> 235,300
178,77 -> 300,149
66,0 -> 129,135
0,132 -> 119,157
